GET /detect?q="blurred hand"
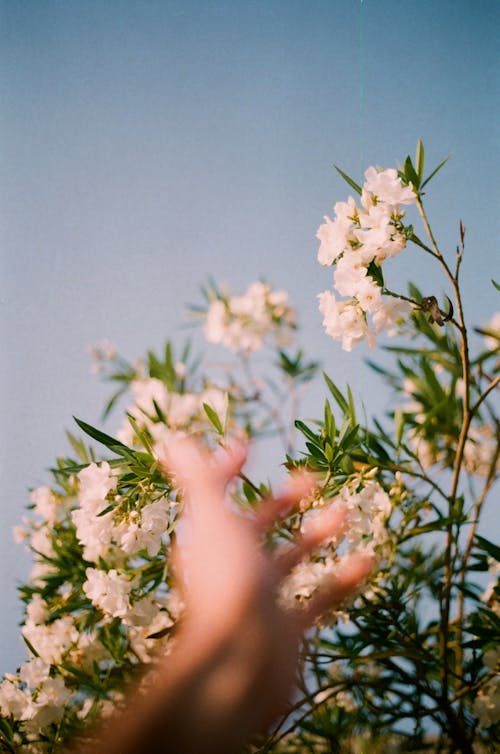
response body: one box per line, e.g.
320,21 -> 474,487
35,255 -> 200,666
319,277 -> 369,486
83,439 -> 374,754
161,438 -> 374,749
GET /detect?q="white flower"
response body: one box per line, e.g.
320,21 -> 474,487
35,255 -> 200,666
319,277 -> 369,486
72,461 -> 119,561
131,377 -> 169,416
30,487 -> 59,525
279,558 -> 337,606
22,677 -> 71,728
117,378 -> 170,443
333,254 -> 368,298
22,616 -> 78,665
372,298 -> 412,334
30,560 -> 58,587
363,167 -> 416,206
83,568 -> 132,618
78,462 -> 117,507
203,282 -> 295,353
316,196 -> 357,266
26,595 -> 49,625
76,697 -> 95,720
353,275 -> 382,314
19,659 -> 51,690
204,299 -> 227,343
30,526 -> 54,558
356,201 -> 407,264
72,503 -> 115,563
0,679 -> 32,718
70,631 -> 110,674
13,523 -> 30,543
167,392 -> 200,427
124,596 -> 160,627
318,291 -> 376,351
117,498 -> 169,557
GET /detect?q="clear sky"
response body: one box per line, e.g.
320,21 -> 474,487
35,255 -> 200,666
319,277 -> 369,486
1,0 -> 498,674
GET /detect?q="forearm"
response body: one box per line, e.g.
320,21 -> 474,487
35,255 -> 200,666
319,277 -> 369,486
71,618 -> 272,754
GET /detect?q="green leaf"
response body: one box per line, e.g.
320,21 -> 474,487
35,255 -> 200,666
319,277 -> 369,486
65,431 -> 91,464
403,155 -> 420,189
323,399 -> 336,441
74,417 -> 129,454
334,165 -> 362,196
23,635 -> 40,658
305,441 -> 327,462
102,386 -> 128,420
421,156 -> 449,189
394,406 -> 404,447
295,419 -> 321,444
323,372 -> 348,412
203,402 -> 224,435
401,518 -> 450,541
415,139 -> 425,183
476,535 -> 500,562
367,260 -> 384,288
242,481 -> 258,503
492,278 -> 500,293
338,422 -> 359,449
346,385 -> 357,423
125,413 -> 154,453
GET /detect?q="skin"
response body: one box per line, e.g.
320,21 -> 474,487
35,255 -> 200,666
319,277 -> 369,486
73,439 -> 374,754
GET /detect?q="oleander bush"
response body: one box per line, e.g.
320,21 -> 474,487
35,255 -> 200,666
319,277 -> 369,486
1,142 -> 499,753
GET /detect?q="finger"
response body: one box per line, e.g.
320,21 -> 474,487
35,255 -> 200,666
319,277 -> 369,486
295,550 -> 375,630
275,503 -> 349,576
160,436 -> 205,489
252,470 -> 316,532
162,437 -> 247,498
212,441 -> 248,487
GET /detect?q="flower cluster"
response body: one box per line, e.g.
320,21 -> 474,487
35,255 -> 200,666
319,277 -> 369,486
116,376 -> 229,446
203,281 -> 296,353
2,146 -> 499,753
317,167 -> 415,350
279,477 -> 390,610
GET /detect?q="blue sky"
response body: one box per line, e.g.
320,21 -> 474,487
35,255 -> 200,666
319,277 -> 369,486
1,0 -> 498,673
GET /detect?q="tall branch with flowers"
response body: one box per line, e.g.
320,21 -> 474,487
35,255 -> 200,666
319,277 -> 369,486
0,142 -> 498,753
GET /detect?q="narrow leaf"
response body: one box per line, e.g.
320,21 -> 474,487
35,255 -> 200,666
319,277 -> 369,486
421,156 -> 449,189
415,139 -> 425,182
203,403 -> 224,435
74,417 -> 129,453
476,535 -> 500,562
323,372 -> 348,412
334,165 -> 362,196
295,419 -> 320,444
404,155 -> 419,188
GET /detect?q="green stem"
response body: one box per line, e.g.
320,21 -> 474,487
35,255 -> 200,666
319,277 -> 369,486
382,288 -> 420,307
417,194 -> 472,716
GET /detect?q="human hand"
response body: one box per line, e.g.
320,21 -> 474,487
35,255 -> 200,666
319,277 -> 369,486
83,439 -> 374,754
160,438 -> 374,750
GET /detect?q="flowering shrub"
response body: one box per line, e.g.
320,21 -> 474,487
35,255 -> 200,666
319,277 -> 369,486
0,142 -> 499,753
